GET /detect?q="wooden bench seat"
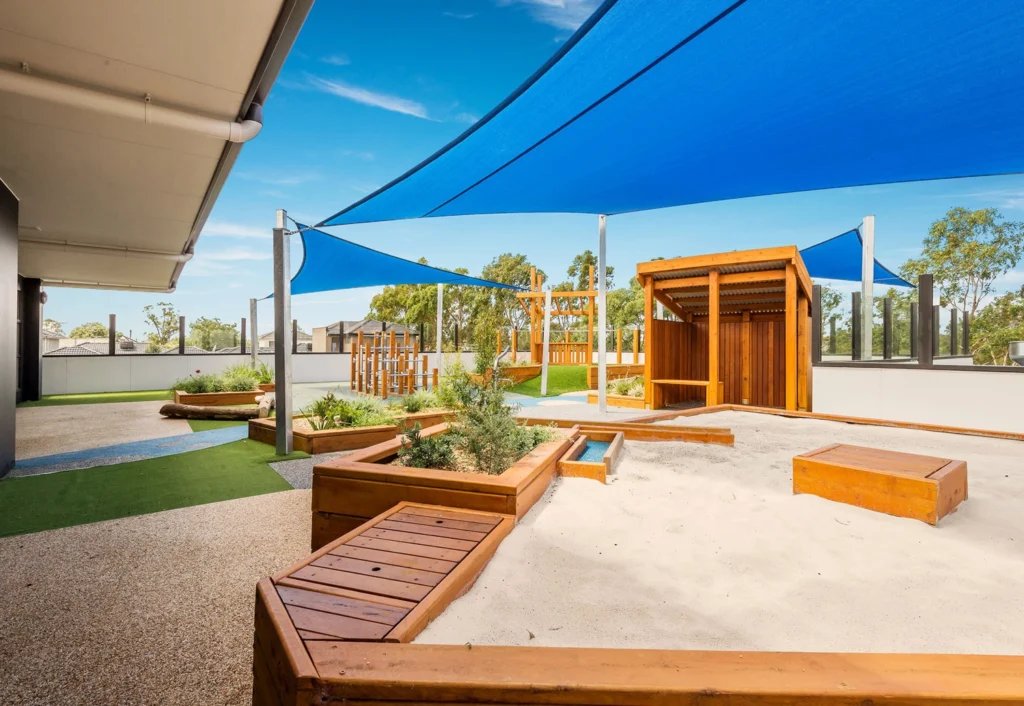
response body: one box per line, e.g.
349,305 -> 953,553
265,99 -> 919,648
793,443 -> 968,525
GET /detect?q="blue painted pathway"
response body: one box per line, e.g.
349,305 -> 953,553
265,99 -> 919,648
12,425 -> 250,477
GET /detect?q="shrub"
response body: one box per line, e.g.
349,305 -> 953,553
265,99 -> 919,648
395,390 -> 439,414
301,392 -> 396,430
253,361 -> 273,384
220,363 -> 260,392
609,375 -> 644,398
172,373 -> 224,393
436,357 -> 478,410
398,424 -> 456,469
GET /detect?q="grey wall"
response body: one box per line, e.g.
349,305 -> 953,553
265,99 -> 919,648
0,181 -> 18,477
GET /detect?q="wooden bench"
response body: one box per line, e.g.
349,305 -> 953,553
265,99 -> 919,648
651,379 -> 725,406
793,443 -> 967,525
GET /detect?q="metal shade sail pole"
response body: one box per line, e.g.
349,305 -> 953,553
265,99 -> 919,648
273,209 -> 293,455
249,298 -> 258,366
435,283 -> 444,377
540,289 -> 552,396
597,214 -> 608,414
861,215 -> 875,361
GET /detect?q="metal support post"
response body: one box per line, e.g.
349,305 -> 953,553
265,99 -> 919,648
860,215 -> 875,361
851,292 -> 861,360
108,314 -> 116,355
883,298 -> 892,359
250,298 -> 258,366
273,209 -> 293,455
597,215 -> 608,413
540,289 -> 552,397
178,316 -> 185,354
949,308 -> 958,357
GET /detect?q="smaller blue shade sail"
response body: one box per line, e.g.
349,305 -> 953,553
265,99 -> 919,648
284,225 -> 521,296
317,0 -> 1024,228
800,229 -> 913,288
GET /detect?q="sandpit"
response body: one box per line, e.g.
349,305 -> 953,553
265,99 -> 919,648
415,410 -> 1024,654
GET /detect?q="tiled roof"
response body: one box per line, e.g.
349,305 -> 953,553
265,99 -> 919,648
161,346 -> 211,354
326,319 -> 415,335
44,345 -> 102,357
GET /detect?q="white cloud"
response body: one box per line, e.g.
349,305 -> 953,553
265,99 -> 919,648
307,75 -> 431,120
201,221 -> 267,239
499,0 -> 600,30
320,54 -> 351,66
237,172 -> 320,186
340,149 -> 375,160
443,11 -> 476,19
453,111 -> 479,124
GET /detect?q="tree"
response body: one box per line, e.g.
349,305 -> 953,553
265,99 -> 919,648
606,276 -> 645,349
567,250 -> 614,290
471,253 -> 538,352
818,285 -> 851,355
969,286 -> 1024,365
143,302 -> 179,351
69,321 -> 109,338
901,207 -> 1024,317
188,317 -> 238,351
43,319 -> 65,336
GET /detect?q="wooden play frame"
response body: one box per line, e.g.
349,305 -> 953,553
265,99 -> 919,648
248,411 -> 450,455
256,408 -> 1024,706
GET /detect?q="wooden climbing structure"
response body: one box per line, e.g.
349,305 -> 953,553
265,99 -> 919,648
517,265 -> 597,365
637,246 -> 814,411
350,329 -> 437,399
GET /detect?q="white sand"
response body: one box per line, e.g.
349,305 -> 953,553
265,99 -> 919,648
416,411 -> 1024,654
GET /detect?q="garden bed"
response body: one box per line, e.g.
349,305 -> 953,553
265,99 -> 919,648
586,391 -> 646,409
248,410 -> 451,455
310,422 -> 578,550
587,363 -> 644,388
173,389 -> 263,406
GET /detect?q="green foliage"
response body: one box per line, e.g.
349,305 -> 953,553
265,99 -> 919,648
610,375 -> 645,397
143,301 -> 179,350
394,390 -> 439,414
568,249 -> 613,290
43,319 -> 65,336
219,363 -> 260,392
301,392 -> 396,430
172,373 -> 224,394
436,356 -> 478,410
68,321 -> 110,338
970,286 -> 1024,365
452,383 -> 547,476
188,316 -> 238,351
398,424 -> 456,469
606,276 -> 645,348
901,207 -> 1024,317
253,361 -> 274,384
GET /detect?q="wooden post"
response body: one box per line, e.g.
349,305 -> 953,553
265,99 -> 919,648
767,321 -> 775,407
422,354 -> 428,389
643,275 -> 654,408
382,368 -> 389,399
587,264 -> 595,367
372,334 -> 380,396
797,294 -> 809,411
707,269 -> 720,407
350,355 -> 355,390
357,331 -> 365,391
511,329 -> 518,363
785,264 -> 797,411
632,327 -> 639,364
432,368 -> 439,391
616,328 -> 622,365
741,310 -> 751,405
408,366 -> 415,393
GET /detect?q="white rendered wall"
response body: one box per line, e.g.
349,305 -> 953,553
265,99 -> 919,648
813,366 -> 1024,434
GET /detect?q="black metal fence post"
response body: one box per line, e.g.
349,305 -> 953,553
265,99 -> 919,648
918,274 -> 933,366
829,317 -> 836,355
178,316 -> 185,354
811,285 -> 822,364
292,319 -> 298,354
109,314 -> 116,355
851,292 -> 861,360
241,318 -> 247,356
910,303 -> 918,359
949,308 -> 958,357
339,322 -> 345,353
962,310 -> 970,356
883,298 -> 892,360
932,304 -> 940,357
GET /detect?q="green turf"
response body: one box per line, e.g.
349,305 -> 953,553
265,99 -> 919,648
187,419 -> 248,432
17,389 -> 172,407
508,365 -> 589,397
0,440 -> 306,537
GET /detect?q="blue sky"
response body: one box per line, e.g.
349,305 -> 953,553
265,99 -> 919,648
43,0 -> 1024,339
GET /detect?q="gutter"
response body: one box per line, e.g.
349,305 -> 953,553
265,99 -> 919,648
21,237 -> 193,263
41,279 -> 175,293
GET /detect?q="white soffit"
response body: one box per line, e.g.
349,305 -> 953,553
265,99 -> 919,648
0,0 -> 311,291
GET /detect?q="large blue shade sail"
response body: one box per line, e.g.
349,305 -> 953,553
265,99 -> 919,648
318,0 -> 1024,227
800,229 -> 913,288
286,225 -> 521,296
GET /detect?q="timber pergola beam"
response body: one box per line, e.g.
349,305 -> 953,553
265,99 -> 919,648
654,270 -> 786,291
651,288 -> 688,320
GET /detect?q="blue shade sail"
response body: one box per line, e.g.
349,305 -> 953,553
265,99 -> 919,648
318,0 -> 1024,227
284,225 -> 521,296
800,229 -> 913,288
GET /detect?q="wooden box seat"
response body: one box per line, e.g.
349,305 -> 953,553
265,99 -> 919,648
793,443 -> 967,525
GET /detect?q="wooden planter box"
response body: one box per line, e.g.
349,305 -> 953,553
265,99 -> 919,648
172,389 -> 262,406
258,383 -> 275,393
248,411 -> 451,455
310,423 -> 577,550
586,392 -> 647,409
470,364 -> 542,386
587,363 -> 644,389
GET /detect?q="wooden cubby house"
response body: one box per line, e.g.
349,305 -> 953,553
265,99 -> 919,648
637,246 -> 813,411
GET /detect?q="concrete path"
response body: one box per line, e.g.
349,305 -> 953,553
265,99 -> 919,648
11,425 -> 250,477
0,490 -> 311,706
16,401 -> 189,460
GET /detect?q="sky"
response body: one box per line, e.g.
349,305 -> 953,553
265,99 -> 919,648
42,0 -> 1024,339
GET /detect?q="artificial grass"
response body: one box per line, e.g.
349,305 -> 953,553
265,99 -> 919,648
17,389 -> 172,407
187,419 -> 248,432
508,365 -> 589,397
0,439 -> 306,537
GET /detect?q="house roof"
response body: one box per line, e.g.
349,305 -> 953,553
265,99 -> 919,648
42,326 -> 63,338
44,337 -> 146,355
161,346 -> 210,355
44,344 -> 101,357
326,319 -> 416,336
259,329 -> 312,341
5,0 -> 314,292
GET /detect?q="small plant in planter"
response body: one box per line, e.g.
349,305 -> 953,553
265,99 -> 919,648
391,390 -> 439,414
398,424 -> 456,469
172,371 -> 225,393
609,375 -> 645,398
301,392 -> 396,431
